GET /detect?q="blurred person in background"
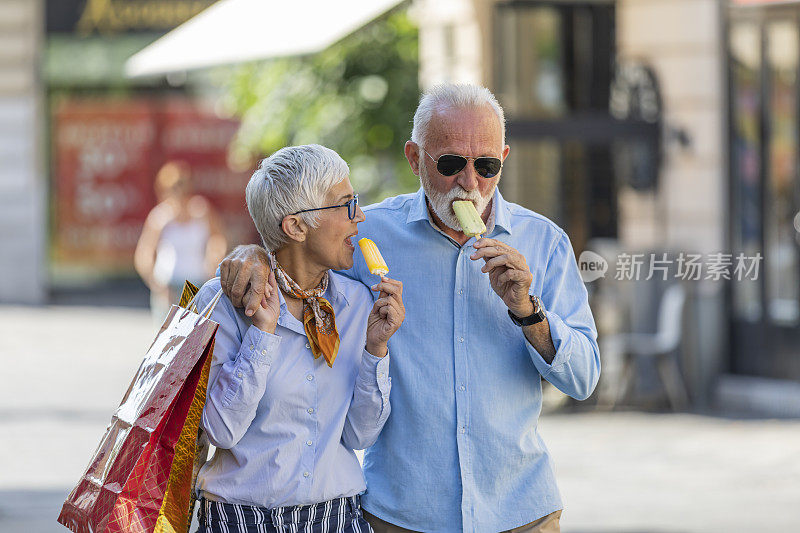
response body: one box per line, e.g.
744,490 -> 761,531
134,160 -> 227,323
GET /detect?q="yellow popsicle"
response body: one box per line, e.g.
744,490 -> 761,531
358,238 -> 389,276
453,200 -> 486,238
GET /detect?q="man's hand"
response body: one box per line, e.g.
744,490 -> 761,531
471,238 -> 556,361
470,238 -> 534,317
365,276 -> 405,357
220,244 -> 272,317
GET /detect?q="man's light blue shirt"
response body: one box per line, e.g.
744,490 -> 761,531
342,188 -> 600,532
194,273 -> 391,509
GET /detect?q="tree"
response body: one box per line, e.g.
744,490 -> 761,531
219,8 -> 420,203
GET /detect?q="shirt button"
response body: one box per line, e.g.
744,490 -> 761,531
306,440 -> 313,446
459,337 -> 464,343
237,371 -> 243,378
249,344 -> 254,351
459,289 -> 463,295
460,427 -> 466,434
303,472 -> 310,478
261,349 -> 267,355
459,385 -> 466,391
307,407 -> 315,414
305,342 -> 311,349
306,374 -> 314,381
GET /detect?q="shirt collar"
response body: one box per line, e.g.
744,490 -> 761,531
406,187 -> 430,224
491,188 -> 513,236
325,271 -> 350,307
405,186 -> 513,237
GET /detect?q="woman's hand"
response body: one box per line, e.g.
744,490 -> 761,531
251,269 -> 281,334
365,276 -> 405,357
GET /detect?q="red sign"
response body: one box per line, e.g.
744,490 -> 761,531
52,97 -> 258,277
53,99 -> 158,273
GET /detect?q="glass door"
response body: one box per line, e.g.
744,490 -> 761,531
494,1 -> 618,253
729,8 -> 800,380
764,18 -> 800,378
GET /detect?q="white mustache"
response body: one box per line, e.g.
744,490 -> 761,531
419,161 -> 495,232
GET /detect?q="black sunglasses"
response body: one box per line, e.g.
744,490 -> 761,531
281,194 -> 359,227
421,148 -> 502,178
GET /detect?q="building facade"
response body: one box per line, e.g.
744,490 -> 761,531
0,0 -> 259,304
0,0 -> 46,304
5,0 -> 798,408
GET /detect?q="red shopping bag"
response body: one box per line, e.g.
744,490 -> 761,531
58,287 -> 222,533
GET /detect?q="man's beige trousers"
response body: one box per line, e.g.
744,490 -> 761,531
363,509 -> 562,533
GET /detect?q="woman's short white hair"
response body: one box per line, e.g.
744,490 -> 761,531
246,144 -> 349,252
410,83 -> 506,147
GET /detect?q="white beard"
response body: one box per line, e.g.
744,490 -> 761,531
419,163 -> 496,232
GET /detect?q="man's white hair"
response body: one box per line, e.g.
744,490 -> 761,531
246,144 -> 348,252
410,83 -> 506,147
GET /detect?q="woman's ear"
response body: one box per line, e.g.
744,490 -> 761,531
281,215 -> 308,243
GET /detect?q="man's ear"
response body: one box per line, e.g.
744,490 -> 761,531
280,215 -> 308,243
405,141 -> 421,176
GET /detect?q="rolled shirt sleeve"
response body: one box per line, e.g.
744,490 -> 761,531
342,349 -> 392,450
527,232 -> 601,400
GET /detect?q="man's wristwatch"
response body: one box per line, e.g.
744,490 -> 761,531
508,295 -> 546,326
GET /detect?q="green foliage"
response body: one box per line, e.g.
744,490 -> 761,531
219,8 -> 420,204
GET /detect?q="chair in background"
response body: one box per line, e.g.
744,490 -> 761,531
601,283 -> 690,411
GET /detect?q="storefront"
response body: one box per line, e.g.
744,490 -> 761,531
30,0 -> 800,397
488,0 -> 800,388
728,0 -> 800,381
45,0 -> 258,285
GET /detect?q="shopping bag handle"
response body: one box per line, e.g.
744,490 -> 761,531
196,289 -> 224,323
180,288 -> 224,322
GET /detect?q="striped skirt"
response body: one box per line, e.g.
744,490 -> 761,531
196,495 -> 374,533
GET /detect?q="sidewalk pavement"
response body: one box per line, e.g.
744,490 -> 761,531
1,304 -> 798,533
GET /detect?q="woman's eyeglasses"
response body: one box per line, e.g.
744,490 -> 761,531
281,194 -> 359,227
421,148 -> 502,178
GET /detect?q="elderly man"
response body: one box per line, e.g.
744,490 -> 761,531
220,84 -> 600,533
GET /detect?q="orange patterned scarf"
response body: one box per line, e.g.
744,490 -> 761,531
269,252 -> 340,367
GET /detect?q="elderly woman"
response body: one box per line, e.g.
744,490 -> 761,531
193,144 -> 404,533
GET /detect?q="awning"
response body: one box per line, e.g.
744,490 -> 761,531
125,0 -> 405,78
